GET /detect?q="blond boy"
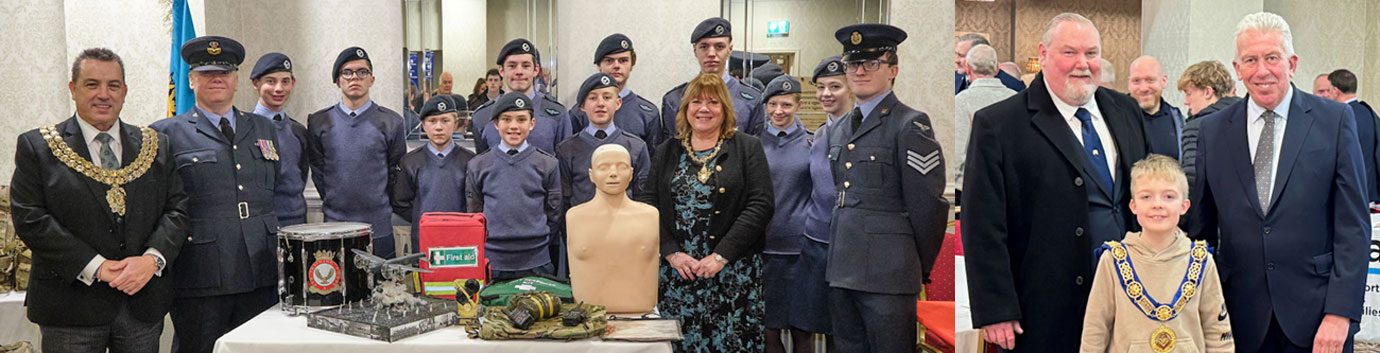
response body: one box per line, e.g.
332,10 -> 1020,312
1081,154 -> 1233,353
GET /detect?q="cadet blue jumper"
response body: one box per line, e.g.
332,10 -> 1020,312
554,123 -> 651,208
306,100 -> 408,258
254,103 -> 308,226
392,142 -> 477,253
470,91 -> 572,156
465,142 -> 563,273
761,118 -> 812,255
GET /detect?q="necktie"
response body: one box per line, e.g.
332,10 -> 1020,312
1254,110 -> 1278,211
274,114 -> 283,122
594,130 -> 608,139
219,117 -> 234,142
95,132 -> 118,170
507,149 -> 518,156
437,152 -> 444,158
1074,108 -> 1114,190
777,131 -> 787,138
349,112 -> 357,118
850,107 -> 863,132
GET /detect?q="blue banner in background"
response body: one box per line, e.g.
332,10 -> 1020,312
408,52 -> 419,89
168,0 -> 196,117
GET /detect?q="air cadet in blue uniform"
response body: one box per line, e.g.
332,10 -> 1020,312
825,24 -> 950,353
466,93 -> 563,281
392,95 -> 476,254
556,73 -> 652,208
568,34 -> 665,154
792,56 -> 851,344
471,38 -> 571,156
758,75 -> 819,352
249,52 -> 308,226
662,18 -> 766,140
306,47 -> 408,258
149,36 -> 280,353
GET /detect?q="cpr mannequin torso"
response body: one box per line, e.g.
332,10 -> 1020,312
566,145 -> 659,314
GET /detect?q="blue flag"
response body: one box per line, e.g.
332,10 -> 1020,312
168,0 -> 196,118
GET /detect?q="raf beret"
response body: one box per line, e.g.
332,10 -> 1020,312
577,73 -> 619,108
250,52 -> 292,80
811,55 -> 847,83
835,24 -> 908,61
490,92 -> 534,121
763,75 -> 801,99
690,17 -> 731,43
332,47 -> 371,83
594,33 -> 634,65
419,95 -> 459,119
728,50 -> 770,72
181,36 -> 244,71
497,38 -> 541,66
750,62 -> 784,86
741,77 -> 766,92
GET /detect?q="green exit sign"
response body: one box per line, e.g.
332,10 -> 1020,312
767,20 -> 789,38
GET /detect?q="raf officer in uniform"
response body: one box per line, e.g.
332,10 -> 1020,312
568,34 -> 665,154
662,17 -> 766,141
825,24 -> 950,353
470,38 -> 572,155
149,36 -> 281,353
249,52 -> 309,226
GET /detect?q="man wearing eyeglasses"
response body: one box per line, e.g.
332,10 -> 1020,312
306,46 -> 408,258
660,17 -> 766,139
824,24 -> 949,353
149,36 -> 282,353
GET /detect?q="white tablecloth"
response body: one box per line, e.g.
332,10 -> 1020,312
0,291 -> 39,347
955,256 -> 982,353
213,306 -> 673,353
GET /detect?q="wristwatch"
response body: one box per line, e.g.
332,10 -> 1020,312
713,254 -> 727,265
149,254 -> 165,272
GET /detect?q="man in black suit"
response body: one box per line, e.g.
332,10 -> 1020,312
962,13 -> 1147,353
10,47 -> 188,353
1327,69 -> 1380,204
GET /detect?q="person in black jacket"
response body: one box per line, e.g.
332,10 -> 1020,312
635,73 -> 774,353
1175,60 -> 1240,190
13,47 -> 189,353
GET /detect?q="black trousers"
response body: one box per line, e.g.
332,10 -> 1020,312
1241,313 -> 1356,353
40,302 -> 163,353
829,287 -> 915,353
170,286 -> 276,353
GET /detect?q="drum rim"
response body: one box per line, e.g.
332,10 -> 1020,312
278,222 -> 374,240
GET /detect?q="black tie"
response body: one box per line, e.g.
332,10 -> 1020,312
437,152 -> 444,158
850,107 -> 863,132
274,114 -> 283,122
777,131 -> 787,138
595,130 -> 608,139
349,112 -> 357,118
219,117 -> 234,142
507,149 -> 518,156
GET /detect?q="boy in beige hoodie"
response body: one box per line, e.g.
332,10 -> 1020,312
1081,154 -> 1233,353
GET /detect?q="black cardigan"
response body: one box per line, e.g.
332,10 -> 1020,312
634,133 -> 775,263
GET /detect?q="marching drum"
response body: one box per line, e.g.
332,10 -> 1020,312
278,222 -> 373,315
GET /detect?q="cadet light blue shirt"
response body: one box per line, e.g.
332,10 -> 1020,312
853,90 -> 893,123
337,100 -> 374,117
197,106 -> 236,132
428,142 -> 456,157
252,102 -> 284,121
764,119 -> 800,137
496,141 -> 531,154
583,122 -> 619,138
619,87 -> 632,98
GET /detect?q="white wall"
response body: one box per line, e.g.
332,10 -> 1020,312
892,0 -> 956,193
0,0 -> 70,180
442,0 -> 489,94
555,0 -> 719,106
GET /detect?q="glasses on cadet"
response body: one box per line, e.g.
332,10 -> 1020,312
844,59 -> 884,72
340,69 -> 373,80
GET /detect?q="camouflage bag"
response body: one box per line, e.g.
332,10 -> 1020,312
477,302 -> 607,340
0,341 -> 33,353
0,185 -> 18,292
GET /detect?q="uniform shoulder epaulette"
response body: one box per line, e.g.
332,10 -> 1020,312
665,83 -> 689,98
632,95 -> 657,112
541,95 -> 566,115
309,105 -> 335,116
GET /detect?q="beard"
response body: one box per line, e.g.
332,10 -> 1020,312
1061,81 -> 1096,106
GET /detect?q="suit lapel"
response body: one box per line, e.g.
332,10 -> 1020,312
59,118 -> 117,223
190,108 -> 231,144
848,93 -> 894,143
1027,74 -> 1107,197
1096,89 -> 1134,201
233,108 -> 255,145
1224,102 -> 1267,218
1269,89 -> 1313,213
119,121 -> 140,168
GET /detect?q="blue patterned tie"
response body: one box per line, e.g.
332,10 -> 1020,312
95,132 -> 118,170
1075,108 -> 1114,189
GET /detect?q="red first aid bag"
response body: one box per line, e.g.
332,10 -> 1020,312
417,212 -> 489,299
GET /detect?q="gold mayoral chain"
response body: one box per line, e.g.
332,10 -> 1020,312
39,125 -> 159,216
1104,239 -> 1209,353
682,137 -> 725,183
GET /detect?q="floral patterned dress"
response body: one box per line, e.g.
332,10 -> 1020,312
658,149 -> 765,352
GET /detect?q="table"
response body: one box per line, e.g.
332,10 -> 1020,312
213,306 -> 674,353
0,291 -> 39,347
955,256 -> 982,353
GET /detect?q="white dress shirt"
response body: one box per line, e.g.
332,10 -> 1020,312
1246,88 -> 1293,192
1047,83 -> 1118,181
